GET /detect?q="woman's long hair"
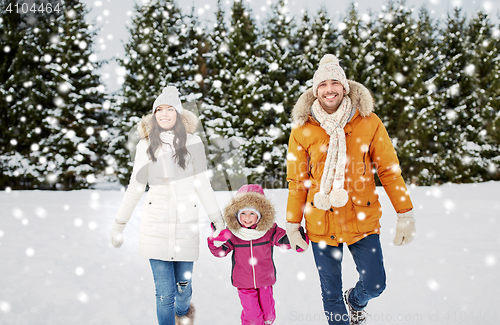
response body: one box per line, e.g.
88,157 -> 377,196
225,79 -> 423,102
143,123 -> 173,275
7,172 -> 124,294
147,110 -> 189,169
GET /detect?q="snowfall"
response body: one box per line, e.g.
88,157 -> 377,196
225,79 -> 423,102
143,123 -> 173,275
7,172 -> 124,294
1,181 -> 499,325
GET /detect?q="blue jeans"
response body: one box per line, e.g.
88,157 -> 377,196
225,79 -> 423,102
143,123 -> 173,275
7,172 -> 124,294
149,259 -> 193,325
311,234 -> 386,325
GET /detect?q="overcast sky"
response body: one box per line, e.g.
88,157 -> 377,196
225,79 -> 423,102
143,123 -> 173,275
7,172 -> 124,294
78,0 -> 499,93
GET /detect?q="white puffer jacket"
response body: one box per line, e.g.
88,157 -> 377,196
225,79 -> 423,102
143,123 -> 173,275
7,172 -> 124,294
115,110 -> 223,261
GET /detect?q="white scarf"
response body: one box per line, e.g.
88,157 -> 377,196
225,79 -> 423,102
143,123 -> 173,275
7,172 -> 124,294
232,227 -> 268,241
155,131 -> 176,179
312,97 -> 352,209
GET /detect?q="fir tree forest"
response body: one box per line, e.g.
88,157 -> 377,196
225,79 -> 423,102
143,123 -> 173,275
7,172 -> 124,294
1,0 -> 499,190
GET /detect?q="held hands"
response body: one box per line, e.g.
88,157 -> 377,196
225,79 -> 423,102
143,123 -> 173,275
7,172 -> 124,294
208,222 -> 231,247
286,222 -> 309,252
393,210 -> 416,246
111,221 -> 126,248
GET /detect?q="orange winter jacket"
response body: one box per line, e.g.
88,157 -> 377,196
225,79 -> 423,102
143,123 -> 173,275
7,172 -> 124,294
286,81 -> 413,246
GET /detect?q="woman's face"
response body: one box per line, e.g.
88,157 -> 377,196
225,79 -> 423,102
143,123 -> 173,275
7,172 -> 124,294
155,105 -> 177,130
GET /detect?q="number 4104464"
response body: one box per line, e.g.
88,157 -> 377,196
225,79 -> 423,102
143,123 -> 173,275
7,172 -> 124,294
5,2 -> 61,14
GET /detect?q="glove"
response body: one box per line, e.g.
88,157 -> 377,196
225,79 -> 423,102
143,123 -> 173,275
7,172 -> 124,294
211,220 -> 225,238
278,226 -> 309,252
393,210 -> 416,246
296,226 -> 309,252
208,222 -> 231,247
286,222 -> 309,252
111,221 -> 126,248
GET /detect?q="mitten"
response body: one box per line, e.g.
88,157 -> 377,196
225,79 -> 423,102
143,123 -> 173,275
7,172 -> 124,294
296,226 -> 310,252
208,222 -> 231,247
111,221 -> 126,248
286,222 -> 309,252
211,220 -> 225,238
278,226 -> 309,252
393,210 -> 416,246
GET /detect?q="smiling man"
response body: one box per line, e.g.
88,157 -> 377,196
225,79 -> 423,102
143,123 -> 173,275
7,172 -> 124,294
284,54 -> 416,325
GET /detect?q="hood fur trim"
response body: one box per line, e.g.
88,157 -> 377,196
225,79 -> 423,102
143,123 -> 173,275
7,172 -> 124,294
224,192 -> 275,233
292,80 -> 374,127
137,109 -> 198,140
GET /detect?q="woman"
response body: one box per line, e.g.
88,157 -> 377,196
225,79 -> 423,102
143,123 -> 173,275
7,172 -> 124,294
111,86 -> 224,325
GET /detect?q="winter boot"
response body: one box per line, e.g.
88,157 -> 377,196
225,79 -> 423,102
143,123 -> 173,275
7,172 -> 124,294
175,303 -> 195,325
344,288 -> 368,325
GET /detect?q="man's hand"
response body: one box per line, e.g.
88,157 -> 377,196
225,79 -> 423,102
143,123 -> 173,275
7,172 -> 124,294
393,210 -> 416,246
286,222 -> 309,252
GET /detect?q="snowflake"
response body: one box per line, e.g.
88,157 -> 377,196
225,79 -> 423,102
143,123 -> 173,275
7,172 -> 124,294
26,247 -> 35,257
428,279 -> 440,291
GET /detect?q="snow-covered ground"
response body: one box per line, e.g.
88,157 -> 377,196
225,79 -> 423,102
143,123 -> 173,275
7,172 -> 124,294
1,182 -> 499,324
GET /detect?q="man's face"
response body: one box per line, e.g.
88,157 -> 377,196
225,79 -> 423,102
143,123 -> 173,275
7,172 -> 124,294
317,79 -> 345,114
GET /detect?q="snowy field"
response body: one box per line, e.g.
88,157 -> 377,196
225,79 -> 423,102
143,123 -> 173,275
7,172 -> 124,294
1,182 -> 499,324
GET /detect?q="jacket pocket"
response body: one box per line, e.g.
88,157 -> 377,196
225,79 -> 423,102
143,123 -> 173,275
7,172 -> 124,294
350,190 -> 381,233
304,197 -> 328,236
177,201 -> 199,223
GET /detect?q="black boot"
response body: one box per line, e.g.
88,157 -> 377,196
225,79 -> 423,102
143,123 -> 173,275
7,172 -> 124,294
344,288 -> 368,325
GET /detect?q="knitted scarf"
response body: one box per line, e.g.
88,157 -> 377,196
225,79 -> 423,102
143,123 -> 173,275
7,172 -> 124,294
232,227 -> 268,241
155,131 -> 176,179
312,96 -> 352,209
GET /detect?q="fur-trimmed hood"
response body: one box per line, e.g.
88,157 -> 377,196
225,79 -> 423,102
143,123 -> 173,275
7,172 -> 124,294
291,80 -> 374,127
224,192 -> 275,233
137,109 -> 199,140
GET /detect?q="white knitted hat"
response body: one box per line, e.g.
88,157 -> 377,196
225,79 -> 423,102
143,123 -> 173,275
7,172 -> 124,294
152,86 -> 184,114
312,54 -> 350,97
238,207 -> 262,225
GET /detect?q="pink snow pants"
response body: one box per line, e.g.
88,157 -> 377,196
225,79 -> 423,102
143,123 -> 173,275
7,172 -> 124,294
237,286 -> 276,325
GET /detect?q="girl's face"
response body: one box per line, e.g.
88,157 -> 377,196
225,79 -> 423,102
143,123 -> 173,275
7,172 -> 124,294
155,105 -> 177,130
239,210 -> 259,228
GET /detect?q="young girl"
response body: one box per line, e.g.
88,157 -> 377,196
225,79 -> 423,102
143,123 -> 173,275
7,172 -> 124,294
111,86 -> 225,325
208,184 -> 307,325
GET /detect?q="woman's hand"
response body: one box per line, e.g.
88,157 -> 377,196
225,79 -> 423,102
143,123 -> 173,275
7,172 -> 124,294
111,221 -> 126,248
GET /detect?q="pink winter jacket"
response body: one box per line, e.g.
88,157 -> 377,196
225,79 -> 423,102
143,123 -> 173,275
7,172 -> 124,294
209,223 -> 288,289
208,188 -> 291,289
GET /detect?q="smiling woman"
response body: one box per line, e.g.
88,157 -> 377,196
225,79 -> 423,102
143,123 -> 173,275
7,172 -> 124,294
110,85 -> 225,325
155,105 -> 177,130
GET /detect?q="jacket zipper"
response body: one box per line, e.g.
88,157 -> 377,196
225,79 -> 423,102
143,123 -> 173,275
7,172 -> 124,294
250,240 -> 257,289
362,152 -> 367,175
363,143 -> 372,175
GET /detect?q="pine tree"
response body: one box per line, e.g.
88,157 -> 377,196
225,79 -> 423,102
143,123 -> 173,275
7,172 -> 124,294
418,8 -> 476,184
398,6 -> 440,183
113,0 -> 201,185
251,0 -> 299,188
200,0 -> 247,191
337,3 -> 377,85
209,0 -> 264,186
486,20 -> 500,179
369,0 -> 419,147
0,0 -> 35,189
294,8 -> 338,89
0,0 -> 109,190
462,11 -> 500,181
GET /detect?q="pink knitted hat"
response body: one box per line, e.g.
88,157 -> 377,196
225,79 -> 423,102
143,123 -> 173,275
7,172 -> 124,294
235,184 -> 265,196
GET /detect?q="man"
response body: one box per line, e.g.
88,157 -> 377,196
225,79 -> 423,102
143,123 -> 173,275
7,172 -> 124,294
285,54 -> 416,325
